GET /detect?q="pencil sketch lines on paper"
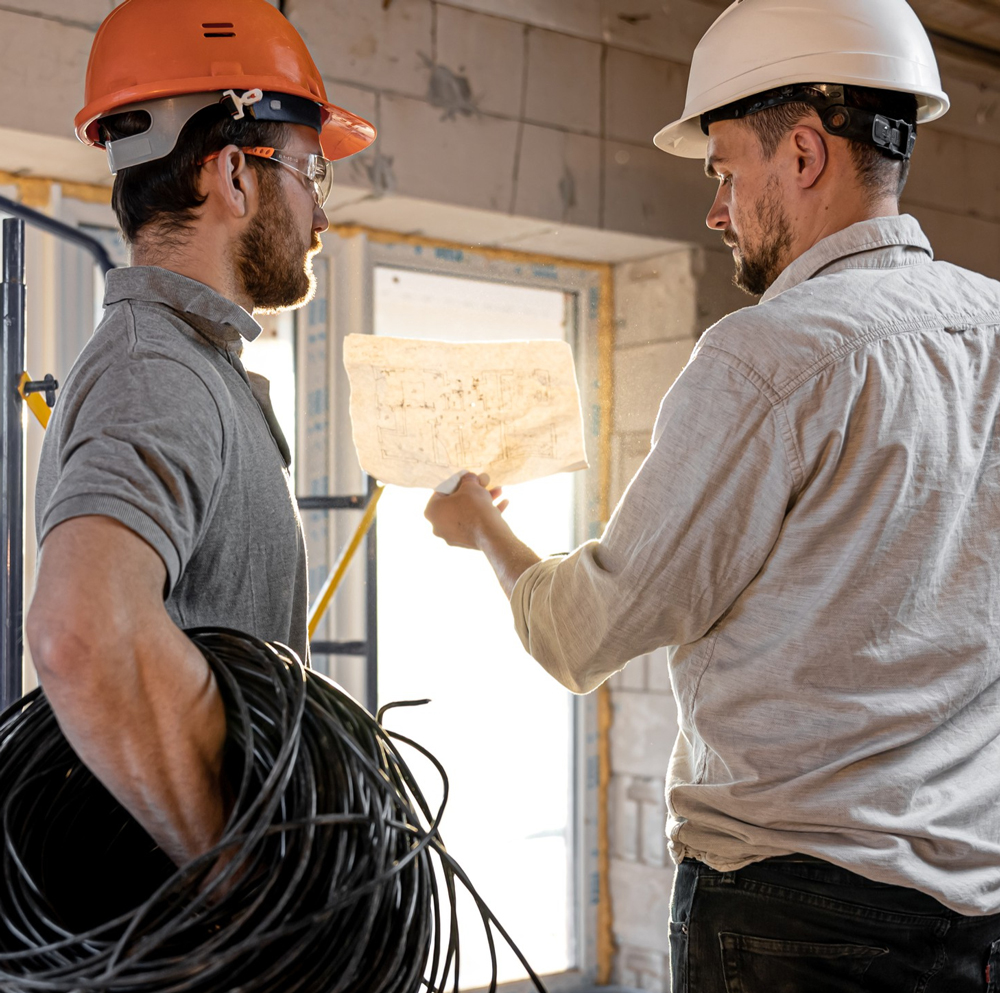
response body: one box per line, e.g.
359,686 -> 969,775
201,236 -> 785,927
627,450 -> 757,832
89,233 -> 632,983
372,364 -> 557,469
344,334 -> 588,489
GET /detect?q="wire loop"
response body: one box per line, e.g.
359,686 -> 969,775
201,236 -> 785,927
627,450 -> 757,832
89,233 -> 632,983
0,628 -> 547,993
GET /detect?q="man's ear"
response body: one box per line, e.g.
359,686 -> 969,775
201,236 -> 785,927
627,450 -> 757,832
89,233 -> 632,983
207,145 -> 257,220
790,125 -> 828,190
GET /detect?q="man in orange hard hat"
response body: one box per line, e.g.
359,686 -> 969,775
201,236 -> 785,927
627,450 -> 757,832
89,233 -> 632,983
27,0 -> 373,870
427,0 -> 1000,989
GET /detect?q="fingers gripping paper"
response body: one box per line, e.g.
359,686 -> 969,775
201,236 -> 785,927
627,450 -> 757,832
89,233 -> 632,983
344,335 -> 589,489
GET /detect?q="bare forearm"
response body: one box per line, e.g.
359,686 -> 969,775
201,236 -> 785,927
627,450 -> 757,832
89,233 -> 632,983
33,620 -> 227,867
478,517 -> 541,598
424,472 -> 541,597
28,517 -> 230,867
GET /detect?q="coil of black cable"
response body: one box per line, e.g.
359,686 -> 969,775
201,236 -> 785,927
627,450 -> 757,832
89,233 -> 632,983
0,628 -> 546,993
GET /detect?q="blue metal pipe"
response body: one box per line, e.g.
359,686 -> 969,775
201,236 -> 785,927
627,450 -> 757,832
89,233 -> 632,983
0,193 -> 115,275
0,193 -> 117,710
1,219 -> 26,711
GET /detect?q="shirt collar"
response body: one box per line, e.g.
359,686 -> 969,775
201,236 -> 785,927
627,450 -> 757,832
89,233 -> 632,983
760,214 -> 934,304
103,266 -> 262,344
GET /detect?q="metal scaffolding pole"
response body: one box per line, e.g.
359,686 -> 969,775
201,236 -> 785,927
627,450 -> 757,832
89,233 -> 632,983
0,194 -> 114,276
1,219 -> 26,711
0,195 -> 115,713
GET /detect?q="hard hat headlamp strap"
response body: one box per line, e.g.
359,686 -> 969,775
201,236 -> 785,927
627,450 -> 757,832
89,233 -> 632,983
700,83 -> 917,160
222,88 -> 264,120
220,89 -> 324,134
823,106 -> 916,161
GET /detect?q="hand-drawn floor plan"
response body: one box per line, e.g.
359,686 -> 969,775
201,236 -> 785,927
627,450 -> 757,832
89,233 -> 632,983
345,336 -> 589,489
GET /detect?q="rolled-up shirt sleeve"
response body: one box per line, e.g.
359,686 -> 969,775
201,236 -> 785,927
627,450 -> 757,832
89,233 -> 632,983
511,348 -> 798,694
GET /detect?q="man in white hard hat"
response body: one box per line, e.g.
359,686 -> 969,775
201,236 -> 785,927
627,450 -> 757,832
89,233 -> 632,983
426,0 -> 1000,988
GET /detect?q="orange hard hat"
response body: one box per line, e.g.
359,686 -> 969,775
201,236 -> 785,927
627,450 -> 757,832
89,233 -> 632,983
75,0 -> 375,170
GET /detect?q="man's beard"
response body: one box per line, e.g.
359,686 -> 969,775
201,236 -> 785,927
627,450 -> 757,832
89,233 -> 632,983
235,173 -> 321,313
725,177 -> 792,297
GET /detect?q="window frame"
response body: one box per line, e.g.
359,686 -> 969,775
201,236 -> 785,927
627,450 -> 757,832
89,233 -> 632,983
297,226 -> 613,987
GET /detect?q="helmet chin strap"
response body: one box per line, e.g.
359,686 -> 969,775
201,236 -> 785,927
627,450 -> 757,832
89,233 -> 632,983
700,83 -> 917,161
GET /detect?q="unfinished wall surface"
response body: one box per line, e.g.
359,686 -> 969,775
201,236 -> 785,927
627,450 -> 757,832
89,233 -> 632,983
286,0 -> 711,246
610,246 -> 750,501
294,0 -> 1000,276
900,47 -> 1000,279
2,0 -> 998,273
606,645 -> 677,991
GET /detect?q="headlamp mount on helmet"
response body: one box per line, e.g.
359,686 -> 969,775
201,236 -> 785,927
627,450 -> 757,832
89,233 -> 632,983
700,83 -> 917,161
220,89 -> 323,133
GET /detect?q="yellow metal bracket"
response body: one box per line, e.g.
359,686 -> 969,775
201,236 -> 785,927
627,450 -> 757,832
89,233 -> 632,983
307,484 -> 384,639
21,360 -> 380,639
18,372 -> 53,428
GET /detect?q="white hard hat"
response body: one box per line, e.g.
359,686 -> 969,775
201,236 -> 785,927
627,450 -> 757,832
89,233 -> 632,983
654,0 -> 949,159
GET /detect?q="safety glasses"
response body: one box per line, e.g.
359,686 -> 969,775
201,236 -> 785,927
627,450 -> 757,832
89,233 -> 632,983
202,146 -> 334,207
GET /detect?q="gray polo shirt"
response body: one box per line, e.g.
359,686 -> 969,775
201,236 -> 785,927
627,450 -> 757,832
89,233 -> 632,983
512,215 -> 1000,915
35,266 -> 309,662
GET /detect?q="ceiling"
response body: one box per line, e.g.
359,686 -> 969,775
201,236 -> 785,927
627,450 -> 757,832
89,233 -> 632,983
692,0 -> 1000,56
912,0 -> 1000,54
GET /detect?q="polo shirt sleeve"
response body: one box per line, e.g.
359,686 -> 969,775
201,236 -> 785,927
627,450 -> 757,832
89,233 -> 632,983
37,355 -> 226,593
510,349 -> 797,693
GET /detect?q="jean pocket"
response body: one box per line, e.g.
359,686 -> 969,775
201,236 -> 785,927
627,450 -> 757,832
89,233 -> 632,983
719,931 -> 887,993
988,939 -> 1000,993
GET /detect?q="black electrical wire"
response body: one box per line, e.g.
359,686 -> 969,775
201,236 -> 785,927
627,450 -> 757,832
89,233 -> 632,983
0,629 -> 548,993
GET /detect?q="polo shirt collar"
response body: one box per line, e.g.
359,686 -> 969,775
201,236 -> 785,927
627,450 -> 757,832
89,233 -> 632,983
104,266 -> 262,343
760,214 -> 934,304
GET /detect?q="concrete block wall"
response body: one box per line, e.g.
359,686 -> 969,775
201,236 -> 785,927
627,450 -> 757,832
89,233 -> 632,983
901,50 -> 1000,278
288,0 -> 1000,275
2,1 -> 1000,272
606,647 -> 678,992
0,0 -> 721,246
290,0 -> 713,245
604,245 -> 734,987
610,244 -> 748,507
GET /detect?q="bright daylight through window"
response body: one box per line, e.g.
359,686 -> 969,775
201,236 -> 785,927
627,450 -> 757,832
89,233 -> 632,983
374,266 -> 578,989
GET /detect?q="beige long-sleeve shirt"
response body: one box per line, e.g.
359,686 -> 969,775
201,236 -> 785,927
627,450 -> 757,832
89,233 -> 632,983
511,215 -> 1000,915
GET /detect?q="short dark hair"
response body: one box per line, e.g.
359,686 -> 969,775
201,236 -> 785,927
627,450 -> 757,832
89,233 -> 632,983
98,106 -> 290,244
737,86 -> 919,201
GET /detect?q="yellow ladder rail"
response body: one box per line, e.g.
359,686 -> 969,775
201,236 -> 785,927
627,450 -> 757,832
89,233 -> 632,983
307,484 -> 384,639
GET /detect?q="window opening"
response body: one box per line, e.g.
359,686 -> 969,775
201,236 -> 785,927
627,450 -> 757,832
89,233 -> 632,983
373,266 -> 577,988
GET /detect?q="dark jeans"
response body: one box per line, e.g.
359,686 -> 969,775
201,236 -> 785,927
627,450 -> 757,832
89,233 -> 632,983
669,856 -> 1000,992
